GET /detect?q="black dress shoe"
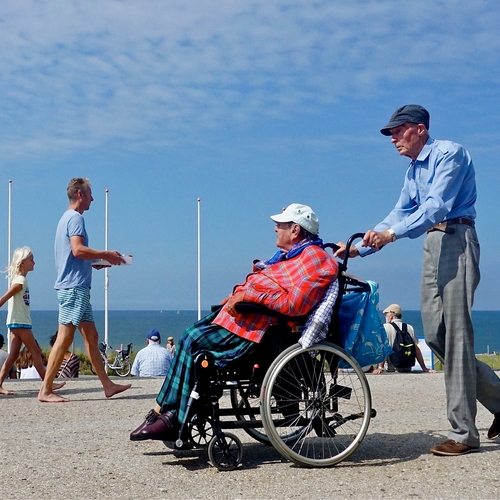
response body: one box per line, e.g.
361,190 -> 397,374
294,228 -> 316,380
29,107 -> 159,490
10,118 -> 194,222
130,409 -> 158,440
487,412 -> 500,440
131,411 -> 179,442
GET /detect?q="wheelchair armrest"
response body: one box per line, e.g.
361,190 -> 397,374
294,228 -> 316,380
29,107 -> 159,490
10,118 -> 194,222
235,302 -> 308,324
212,302 -> 285,317
212,302 -> 307,323
234,302 -> 271,315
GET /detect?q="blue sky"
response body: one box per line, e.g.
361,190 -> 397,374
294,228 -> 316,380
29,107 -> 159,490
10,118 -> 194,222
1,0 -> 499,311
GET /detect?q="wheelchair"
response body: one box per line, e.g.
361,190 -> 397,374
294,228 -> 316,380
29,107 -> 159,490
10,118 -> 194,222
171,233 -> 375,470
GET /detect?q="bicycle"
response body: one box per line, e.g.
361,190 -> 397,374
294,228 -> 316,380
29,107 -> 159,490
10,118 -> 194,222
91,342 -> 133,377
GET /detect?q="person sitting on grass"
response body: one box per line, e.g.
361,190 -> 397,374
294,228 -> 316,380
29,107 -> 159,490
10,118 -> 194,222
50,332 -> 80,378
16,342 -> 47,379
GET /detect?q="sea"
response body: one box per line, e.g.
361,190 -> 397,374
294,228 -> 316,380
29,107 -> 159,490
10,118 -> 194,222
0,310 -> 499,355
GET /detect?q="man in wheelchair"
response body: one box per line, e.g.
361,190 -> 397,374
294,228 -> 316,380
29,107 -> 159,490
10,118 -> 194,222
130,203 -> 339,442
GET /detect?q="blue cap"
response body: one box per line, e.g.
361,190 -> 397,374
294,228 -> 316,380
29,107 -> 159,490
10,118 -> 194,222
147,329 -> 161,342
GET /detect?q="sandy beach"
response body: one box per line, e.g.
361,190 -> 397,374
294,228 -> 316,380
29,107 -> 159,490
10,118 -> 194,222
1,373 -> 499,500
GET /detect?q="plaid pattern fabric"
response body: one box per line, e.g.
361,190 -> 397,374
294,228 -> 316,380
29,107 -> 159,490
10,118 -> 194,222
213,245 -> 338,343
299,278 -> 339,348
156,311 -> 255,424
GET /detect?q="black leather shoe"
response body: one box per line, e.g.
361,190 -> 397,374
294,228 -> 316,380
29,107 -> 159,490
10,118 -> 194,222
130,409 -> 158,441
130,411 -> 179,442
487,412 -> 500,440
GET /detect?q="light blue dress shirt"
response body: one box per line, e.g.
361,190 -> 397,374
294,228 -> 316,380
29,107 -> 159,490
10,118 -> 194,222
131,343 -> 173,377
359,137 -> 476,257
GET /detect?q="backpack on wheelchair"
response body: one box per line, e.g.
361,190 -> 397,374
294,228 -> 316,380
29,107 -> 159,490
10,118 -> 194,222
168,233 -> 380,470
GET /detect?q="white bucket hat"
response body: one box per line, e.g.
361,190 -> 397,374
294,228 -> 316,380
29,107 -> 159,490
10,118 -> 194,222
270,203 -> 319,236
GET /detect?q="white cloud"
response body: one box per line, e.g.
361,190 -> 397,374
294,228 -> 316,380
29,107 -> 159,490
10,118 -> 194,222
1,0 -> 500,161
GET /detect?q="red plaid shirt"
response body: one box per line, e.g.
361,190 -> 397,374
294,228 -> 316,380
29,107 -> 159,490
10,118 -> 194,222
213,245 -> 338,343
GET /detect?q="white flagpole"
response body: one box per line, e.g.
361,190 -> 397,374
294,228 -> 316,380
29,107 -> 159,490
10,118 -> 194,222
104,189 -> 109,348
7,180 -> 12,353
197,198 -> 201,320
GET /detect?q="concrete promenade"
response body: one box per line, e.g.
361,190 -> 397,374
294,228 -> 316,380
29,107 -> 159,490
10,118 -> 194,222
1,373 -> 499,500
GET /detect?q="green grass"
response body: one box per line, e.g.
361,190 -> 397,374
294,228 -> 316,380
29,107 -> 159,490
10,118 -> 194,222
433,354 -> 500,371
476,354 -> 500,370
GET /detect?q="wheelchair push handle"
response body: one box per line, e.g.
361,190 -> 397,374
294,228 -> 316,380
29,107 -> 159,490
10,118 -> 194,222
341,232 -> 365,272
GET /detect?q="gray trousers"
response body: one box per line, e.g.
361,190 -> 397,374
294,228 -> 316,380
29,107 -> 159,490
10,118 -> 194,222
421,225 -> 500,447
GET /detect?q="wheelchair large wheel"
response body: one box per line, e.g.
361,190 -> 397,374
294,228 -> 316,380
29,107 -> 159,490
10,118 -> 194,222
230,383 -> 309,446
261,342 -> 372,467
229,385 -> 271,445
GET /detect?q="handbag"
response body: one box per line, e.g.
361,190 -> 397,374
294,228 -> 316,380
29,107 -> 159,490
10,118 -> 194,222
338,280 -> 392,366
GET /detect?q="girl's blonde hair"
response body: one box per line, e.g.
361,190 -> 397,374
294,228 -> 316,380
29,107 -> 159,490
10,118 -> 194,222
5,246 -> 33,281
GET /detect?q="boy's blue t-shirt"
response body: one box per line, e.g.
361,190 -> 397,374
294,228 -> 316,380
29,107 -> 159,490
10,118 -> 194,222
54,209 -> 92,290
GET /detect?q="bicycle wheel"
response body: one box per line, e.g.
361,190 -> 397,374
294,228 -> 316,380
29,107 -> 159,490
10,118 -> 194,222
261,342 -> 372,467
113,358 -> 131,377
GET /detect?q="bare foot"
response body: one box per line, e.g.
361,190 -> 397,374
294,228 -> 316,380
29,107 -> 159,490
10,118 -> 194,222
53,381 -> 67,391
104,383 -> 131,399
38,391 -> 70,403
0,387 -> 14,396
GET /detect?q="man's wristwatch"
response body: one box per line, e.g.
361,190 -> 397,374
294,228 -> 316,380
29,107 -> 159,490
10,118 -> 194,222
387,228 -> 397,242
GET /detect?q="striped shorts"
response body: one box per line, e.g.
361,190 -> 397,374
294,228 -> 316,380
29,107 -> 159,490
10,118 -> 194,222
57,287 -> 94,326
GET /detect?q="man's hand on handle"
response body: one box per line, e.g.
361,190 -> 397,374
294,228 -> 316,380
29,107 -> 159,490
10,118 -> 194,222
361,229 -> 393,250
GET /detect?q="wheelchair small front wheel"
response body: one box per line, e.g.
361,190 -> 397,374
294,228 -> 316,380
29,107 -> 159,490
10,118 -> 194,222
207,433 -> 243,471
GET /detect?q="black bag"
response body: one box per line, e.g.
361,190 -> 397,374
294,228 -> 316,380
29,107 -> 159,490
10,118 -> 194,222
388,322 -> 416,368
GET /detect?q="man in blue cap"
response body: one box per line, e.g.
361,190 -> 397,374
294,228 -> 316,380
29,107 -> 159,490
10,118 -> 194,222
336,104 -> 500,456
131,329 -> 173,377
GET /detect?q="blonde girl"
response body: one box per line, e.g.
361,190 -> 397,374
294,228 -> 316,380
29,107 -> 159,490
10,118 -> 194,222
0,247 -> 64,395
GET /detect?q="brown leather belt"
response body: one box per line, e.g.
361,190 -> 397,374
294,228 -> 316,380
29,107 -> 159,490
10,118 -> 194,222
427,217 -> 475,233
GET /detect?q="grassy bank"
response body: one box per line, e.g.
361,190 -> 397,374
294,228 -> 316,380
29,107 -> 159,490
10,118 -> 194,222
431,354 -> 500,371
476,354 -> 500,370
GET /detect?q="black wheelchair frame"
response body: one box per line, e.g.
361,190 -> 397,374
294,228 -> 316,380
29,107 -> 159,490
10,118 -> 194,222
172,233 -> 376,470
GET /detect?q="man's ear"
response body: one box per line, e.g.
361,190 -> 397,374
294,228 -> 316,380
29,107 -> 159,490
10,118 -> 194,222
291,223 -> 301,237
417,123 -> 427,137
